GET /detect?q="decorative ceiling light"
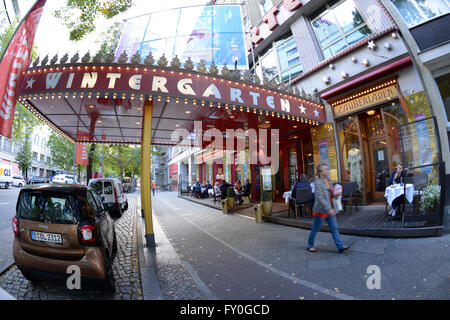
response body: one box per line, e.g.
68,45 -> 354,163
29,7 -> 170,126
351,56 -> 357,63
367,40 -> 376,50
185,110 -> 191,114
366,109 -> 375,116
362,59 -> 369,67
322,76 -> 330,85
392,32 -> 397,39
329,63 -> 335,70
341,71 -> 348,79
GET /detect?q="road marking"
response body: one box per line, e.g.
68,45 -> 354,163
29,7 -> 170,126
168,201 -> 358,300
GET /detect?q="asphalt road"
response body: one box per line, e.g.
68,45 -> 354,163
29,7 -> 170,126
0,187 -> 21,274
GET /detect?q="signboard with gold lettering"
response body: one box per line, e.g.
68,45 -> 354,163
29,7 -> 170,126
333,85 -> 398,118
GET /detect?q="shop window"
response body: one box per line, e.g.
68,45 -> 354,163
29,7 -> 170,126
391,0 -> 450,28
311,0 -> 372,59
435,72 -> 450,123
288,149 -> 298,190
338,117 -> 363,189
311,124 -> 338,183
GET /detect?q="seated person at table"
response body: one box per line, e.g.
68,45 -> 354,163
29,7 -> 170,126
243,179 -> 251,197
289,174 -> 311,213
192,181 -> 202,198
201,181 -> 209,198
209,182 -> 221,197
219,181 -> 232,200
387,164 -> 406,219
235,181 -> 243,205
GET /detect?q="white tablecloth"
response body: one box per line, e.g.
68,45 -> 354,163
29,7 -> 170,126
283,191 -> 292,204
384,184 -> 414,206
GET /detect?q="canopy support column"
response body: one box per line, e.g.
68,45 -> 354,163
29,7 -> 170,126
141,99 -> 155,247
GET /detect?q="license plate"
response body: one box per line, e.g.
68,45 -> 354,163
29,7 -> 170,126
31,231 -> 63,244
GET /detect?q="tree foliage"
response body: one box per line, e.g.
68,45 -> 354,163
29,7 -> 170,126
97,144 -> 140,178
47,132 -> 75,171
15,131 -> 32,179
54,0 -> 134,41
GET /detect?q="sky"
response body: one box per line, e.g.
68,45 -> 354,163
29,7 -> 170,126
2,0 -> 210,58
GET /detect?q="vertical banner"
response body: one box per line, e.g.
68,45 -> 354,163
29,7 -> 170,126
0,0 -> 46,138
75,143 -> 89,166
318,139 -> 330,168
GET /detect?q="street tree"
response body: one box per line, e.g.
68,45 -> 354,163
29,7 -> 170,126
15,131 -> 32,179
47,132 -> 75,171
54,0 -> 133,41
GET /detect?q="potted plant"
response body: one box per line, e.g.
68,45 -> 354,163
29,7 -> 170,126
419,184 -> 441,213
226,186 -> 236,209
260,189 -> 272,215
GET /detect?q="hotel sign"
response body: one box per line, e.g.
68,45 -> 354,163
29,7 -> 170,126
333,85 -> 398,118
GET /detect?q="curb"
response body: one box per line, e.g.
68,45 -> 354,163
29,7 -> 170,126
136,210 -> 164,300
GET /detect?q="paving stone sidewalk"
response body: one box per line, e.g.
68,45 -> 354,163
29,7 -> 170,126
0,196 -> 144,300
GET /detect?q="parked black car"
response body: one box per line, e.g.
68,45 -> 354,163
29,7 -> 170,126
27,176 -> 50,184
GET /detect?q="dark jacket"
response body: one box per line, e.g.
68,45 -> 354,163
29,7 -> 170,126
219,183 -> 232,199
243,183 -> 251,196
312,178 -> 333,214
291,180 -> 310,199
388,170 -> 405,186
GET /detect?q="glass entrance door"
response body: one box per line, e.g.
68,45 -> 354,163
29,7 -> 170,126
368,139 -> 390,198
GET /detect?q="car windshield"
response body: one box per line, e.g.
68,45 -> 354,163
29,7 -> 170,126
18,191 -> 78,224
90,181 -> 103,194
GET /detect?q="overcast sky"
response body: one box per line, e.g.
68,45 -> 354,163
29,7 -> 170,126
3,0 -> 209,58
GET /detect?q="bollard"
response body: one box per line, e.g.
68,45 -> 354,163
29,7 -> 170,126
222,200 -> 228,214
254,204 -> 263,223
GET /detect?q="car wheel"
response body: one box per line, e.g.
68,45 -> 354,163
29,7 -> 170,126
18,183 -> 22,187
20,270 -> 38,282
102,252 -> 116,292
4,182 -> 8,189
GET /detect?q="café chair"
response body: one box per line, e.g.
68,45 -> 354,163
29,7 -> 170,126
295,188 -> 313,219
341,182 -> 358,216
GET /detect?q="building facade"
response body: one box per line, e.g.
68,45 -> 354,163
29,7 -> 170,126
234,0 -> 447,207
0,125 -> 58,179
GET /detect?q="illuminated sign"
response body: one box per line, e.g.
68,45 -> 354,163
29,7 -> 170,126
333,85 -> 398,117
21,66 -> 325,121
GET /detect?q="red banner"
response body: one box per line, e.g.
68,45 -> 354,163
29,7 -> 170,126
0,0 -> 46,138
75,143 -> 89,166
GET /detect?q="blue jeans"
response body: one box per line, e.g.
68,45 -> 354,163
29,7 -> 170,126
307,215 -> 344,251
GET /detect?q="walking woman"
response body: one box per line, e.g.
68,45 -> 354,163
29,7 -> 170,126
307,163 -> 349,253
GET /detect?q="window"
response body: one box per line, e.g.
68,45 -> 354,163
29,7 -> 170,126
256,34 -> 303,84
18,192 -> 77,224
3,139 -> 11,153
311,0 -> 372,59
258,0 -> 273,16
436,72 -> 450,122
90,180 -> 103,194
32,152 -> 38,160
276,37 -> 303,82
104,181 -> 113,194
391,0 -> 450,28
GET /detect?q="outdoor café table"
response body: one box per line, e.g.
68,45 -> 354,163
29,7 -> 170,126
283,191 -> 292,215
384,184 -> 414,214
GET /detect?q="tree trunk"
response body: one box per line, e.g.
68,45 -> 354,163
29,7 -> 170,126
86,144 -> 95,182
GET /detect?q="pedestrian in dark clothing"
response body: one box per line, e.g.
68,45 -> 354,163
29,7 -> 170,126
219,181 -> 232,199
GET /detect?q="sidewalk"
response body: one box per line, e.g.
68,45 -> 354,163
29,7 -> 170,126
140,191 -> 449,300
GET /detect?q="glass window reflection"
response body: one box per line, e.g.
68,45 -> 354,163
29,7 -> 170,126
311,0 -> 372,59
391,0 -> 450,28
